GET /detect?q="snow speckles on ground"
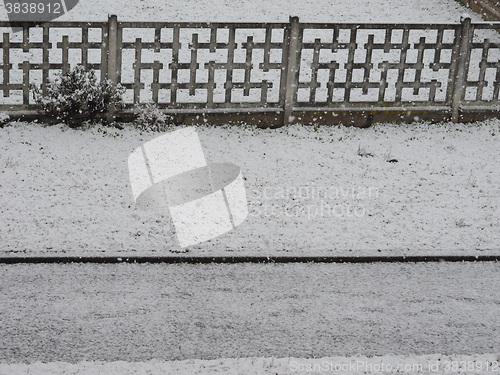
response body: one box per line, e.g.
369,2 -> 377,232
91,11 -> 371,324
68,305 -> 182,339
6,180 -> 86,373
1,121 -> 499,256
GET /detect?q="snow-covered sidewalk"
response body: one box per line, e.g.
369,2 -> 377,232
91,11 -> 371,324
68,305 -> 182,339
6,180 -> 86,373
3,262 -> 498,361
1,261 -> 499,373
1,120 -> 499,256
2,354 -> 500,375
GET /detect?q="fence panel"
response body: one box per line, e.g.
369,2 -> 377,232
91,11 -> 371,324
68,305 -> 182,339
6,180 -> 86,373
295,23 -> 461,109
116,21 -> 289,111
462,23 -> 500,107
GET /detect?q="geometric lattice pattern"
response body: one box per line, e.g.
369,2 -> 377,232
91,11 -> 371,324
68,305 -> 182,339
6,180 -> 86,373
463,24 -> 500,104
118,22 -> 288,109
297,24 -> 460,107
1,18 -> 500,112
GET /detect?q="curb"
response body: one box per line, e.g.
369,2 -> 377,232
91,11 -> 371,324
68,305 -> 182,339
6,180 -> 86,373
0,255 -> 499,264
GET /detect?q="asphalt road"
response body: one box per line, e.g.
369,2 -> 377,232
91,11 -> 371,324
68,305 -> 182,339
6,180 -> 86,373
0,262 -> 499,363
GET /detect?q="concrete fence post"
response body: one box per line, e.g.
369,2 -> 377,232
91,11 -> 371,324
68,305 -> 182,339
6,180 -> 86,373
283,16 -> 300,125
451,15 -> 473,123
107,14 -> 119,123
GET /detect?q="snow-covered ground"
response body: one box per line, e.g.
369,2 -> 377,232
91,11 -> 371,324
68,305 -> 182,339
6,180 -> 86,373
0,0 -> 486,23
1,262 -> 499,372
2,354 -> 500,375
1,120 -> 499,256
3,122 -> 499,374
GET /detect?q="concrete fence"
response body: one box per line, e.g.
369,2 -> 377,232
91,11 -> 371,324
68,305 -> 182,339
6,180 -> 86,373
0,15 -> 499,126
457,0 -> 500,21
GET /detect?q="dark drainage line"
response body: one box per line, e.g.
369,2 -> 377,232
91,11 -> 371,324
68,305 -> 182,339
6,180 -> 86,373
0,255 -> 499,264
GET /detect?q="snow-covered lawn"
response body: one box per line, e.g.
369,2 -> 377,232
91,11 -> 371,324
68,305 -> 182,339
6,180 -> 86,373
0,0 -> 485,23
1,120 -> 499,256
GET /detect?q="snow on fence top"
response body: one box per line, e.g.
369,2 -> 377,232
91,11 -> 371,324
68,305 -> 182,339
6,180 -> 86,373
0,16 -> 499,124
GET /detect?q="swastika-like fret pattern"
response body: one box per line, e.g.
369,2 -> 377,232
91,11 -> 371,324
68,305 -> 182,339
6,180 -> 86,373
118,22 -> 288,109
462,24 -> 500,104
0,22 -> 108,107
295,24 -> 460,107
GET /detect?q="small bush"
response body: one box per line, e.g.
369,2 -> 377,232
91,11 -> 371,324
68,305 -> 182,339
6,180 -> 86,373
134,103 -> 172,132
31,65 -> 125,127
